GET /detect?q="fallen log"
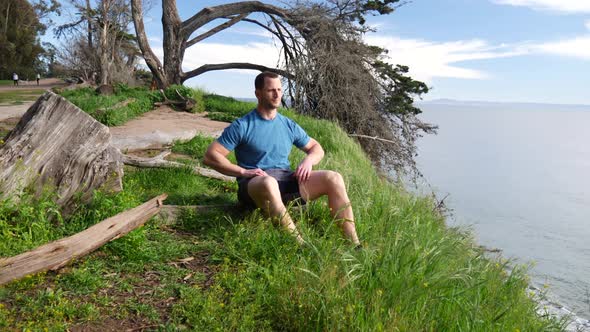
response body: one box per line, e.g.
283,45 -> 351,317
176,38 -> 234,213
121,151 -> 234,182
0,194 -> 167,286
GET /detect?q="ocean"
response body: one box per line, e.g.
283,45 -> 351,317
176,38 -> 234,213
415,100 -> 590,325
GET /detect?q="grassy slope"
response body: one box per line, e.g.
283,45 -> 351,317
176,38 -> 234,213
0,90 -> 566,331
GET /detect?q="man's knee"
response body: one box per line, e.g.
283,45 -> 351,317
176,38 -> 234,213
325,171 -> 345,189
249,176 -> 280,200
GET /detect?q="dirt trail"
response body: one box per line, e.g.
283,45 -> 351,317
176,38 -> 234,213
110,106 -> 228,151
0,78 -> 68,121
0,78 -> 68,92
0,102 -> 34,121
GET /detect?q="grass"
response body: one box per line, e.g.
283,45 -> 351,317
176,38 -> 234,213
0,89 -> 46,105
0,90 -> 569,330
58,84 -> 162,127
204,94 -> 257,122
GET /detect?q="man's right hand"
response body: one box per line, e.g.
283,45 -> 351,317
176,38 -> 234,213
241,168 -> 268,178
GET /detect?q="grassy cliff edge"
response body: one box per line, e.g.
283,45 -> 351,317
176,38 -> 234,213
0,89 -> 566,330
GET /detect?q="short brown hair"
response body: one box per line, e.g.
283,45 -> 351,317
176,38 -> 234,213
255,71 -> 279,90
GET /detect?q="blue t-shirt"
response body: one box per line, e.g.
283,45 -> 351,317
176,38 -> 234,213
217,110 -> 310,170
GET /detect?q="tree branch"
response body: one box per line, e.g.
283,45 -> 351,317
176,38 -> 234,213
349,134 -> 401,147
181,1 -> 288,37
121,153 -> 234,182
182,62 -> 293,82
186,13 -> 249,48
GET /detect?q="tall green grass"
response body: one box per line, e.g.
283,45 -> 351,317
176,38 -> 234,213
0,97 -> 567,330
204,94 -> 256,122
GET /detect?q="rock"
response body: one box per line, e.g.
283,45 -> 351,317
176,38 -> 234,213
96,84 -> 114,95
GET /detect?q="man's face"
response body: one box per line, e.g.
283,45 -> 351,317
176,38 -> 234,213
256,77 -> 282,110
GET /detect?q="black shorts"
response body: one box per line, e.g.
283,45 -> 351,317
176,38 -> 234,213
237,168 -> 305,209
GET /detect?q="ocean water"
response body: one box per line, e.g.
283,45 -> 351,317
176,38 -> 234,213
415,102 -> 590,320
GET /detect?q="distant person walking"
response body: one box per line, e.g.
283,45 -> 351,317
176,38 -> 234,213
36,73 -> 40,85
12,73 -> 18,86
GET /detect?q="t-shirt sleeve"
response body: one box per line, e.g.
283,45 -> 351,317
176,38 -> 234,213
217,121 -> 242,151
292,121 -> 311,148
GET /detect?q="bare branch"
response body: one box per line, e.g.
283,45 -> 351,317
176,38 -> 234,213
181,1 -> 288,37
182,63 -> 293,82
186,13 -> 249,48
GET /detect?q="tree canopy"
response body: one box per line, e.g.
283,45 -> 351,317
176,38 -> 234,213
54,0 -> 140,85
0,0 -> 60,80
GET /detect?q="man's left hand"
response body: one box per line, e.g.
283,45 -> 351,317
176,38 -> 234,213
295,159 -> 313,182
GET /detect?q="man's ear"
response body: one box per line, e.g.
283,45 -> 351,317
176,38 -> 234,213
254,89 -> 260,99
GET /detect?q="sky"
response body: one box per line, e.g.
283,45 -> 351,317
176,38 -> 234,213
63,0 -> 590,105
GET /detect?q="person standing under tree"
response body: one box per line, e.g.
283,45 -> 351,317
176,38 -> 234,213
12,73 -> 18,86
36,73 -> 40,85
204,71 -> 362,247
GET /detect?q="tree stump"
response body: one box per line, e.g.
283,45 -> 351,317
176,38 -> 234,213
96,84 -> 114,95
0,91 -> 123,212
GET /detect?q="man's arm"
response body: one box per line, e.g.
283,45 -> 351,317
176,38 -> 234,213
294,138 -> 325,182
203,141 -> 267,178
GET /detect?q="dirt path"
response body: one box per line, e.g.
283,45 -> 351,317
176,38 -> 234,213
110,106 -> 228,151
0,102 -> 34,121
0,78 -> 68,121
0,78 -> 68,92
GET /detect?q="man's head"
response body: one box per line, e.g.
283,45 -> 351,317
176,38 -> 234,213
255,72 -> 282,111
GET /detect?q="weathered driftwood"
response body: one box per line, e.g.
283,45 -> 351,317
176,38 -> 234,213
0,91 -> 123,211
0,194 -> 167,286
122,151 -> 234,182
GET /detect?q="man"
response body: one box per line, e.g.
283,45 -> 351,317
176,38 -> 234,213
12,73 -> 18,86
36,73 -> 40,86
204,72 -> 361,246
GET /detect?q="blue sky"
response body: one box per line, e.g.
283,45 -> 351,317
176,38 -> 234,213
74,0 -> 590,104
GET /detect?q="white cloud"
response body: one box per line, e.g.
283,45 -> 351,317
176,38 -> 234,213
231,27 -> 275,39
491,0 -> 590,13
585,20 -> 590,31
148,36 -> 162,43
531,36 -> 590,59
364,35 -> 525,83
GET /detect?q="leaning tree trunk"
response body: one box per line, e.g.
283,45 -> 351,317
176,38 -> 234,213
0,91 -> 124,213
99,0 -> 112,86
